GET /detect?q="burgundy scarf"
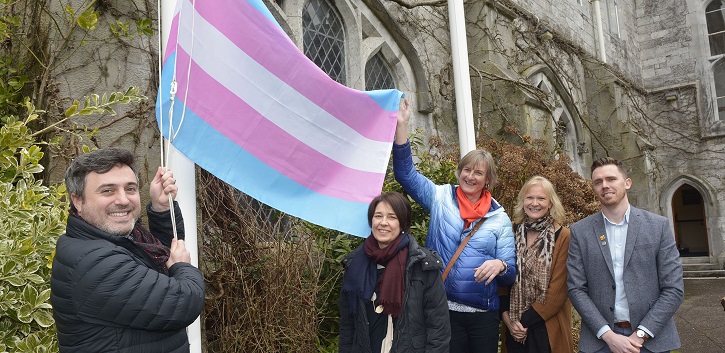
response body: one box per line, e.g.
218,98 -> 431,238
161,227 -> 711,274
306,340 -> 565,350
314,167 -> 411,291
128,224 -> 170,275
342,233 -> 410,318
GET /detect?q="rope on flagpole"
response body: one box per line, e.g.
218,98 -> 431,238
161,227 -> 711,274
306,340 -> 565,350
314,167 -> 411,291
159,0 -> 198,240
171,0 -> 196,141
157,0 -> 179,239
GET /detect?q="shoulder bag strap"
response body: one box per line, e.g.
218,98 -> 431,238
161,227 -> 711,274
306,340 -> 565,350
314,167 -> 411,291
441,218 -> 486,282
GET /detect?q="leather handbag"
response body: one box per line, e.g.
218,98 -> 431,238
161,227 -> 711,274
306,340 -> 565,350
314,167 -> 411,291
441,218 -> 486,281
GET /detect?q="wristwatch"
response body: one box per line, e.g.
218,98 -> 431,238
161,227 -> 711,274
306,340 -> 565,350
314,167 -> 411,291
635,329 -> 649,342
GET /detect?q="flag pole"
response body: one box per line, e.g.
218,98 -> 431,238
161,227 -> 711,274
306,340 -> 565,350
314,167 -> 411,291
448,0 -> 476,156
159,1 -> 202,352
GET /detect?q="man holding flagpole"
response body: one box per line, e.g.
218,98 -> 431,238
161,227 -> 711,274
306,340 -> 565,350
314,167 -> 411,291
50,148 -> 205,353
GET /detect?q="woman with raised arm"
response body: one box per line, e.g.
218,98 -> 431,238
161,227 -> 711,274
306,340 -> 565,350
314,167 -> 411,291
392,99 -> 516,353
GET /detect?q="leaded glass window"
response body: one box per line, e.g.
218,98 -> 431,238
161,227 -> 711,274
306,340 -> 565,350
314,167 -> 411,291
706,0 -> 725,56
303,0 -> 346,85
606,0 -> 621,38
365,52 -> 395,90
714,59 -> 725,120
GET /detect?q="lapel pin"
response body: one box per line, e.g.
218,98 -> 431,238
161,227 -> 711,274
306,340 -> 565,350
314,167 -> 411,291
599,234 -> 607,246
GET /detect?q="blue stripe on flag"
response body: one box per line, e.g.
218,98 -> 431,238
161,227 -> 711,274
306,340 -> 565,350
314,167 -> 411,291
365,89 -> 404,112
245,0 -> 280,28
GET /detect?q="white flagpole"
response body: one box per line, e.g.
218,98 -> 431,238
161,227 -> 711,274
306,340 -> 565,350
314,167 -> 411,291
159,1 -> 202,353
448,0 -> 476,156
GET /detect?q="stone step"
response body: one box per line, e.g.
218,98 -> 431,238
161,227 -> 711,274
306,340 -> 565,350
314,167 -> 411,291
678,257 -> 724,277
682,263 -> 722,271
683,269 -> 725,278
680,256 -> 712,264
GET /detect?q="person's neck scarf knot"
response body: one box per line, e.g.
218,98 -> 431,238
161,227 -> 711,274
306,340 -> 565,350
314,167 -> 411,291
456,187 -> 492,228
342,232 -> 410,318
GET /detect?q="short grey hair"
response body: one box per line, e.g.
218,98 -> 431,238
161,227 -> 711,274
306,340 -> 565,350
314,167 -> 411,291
456,149 -> 498,189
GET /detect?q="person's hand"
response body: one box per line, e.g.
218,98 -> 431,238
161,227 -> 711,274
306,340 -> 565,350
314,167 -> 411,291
150,166 -> 178,212
502,311 -> 528,342
510,321 -> 528,342
628,331 -> 647,347
394,98 -> 411,145
474,259 -> 505,284
166,238 -> 191,268
601,330 -> 641,353
398,97 -> 411,125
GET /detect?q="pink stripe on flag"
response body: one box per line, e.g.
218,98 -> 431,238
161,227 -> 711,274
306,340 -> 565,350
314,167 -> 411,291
192,0 -> 396,142
164,12 -> 180,61
174,50 -> 385,203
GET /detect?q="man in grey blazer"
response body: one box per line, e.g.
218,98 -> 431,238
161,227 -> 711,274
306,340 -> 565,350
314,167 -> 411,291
567,157 -> 684,353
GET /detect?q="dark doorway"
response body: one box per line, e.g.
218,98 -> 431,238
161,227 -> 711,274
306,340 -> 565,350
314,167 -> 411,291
672,184 -> 709,257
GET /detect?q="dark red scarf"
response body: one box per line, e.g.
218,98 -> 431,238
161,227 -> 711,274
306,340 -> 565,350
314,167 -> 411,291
342,232 -> 410,318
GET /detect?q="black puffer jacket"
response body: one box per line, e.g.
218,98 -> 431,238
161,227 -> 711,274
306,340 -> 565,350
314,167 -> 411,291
50,203 -> 205,353
338,236 -> 450,353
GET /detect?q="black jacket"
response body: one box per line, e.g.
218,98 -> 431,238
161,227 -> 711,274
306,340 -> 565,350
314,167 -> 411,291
338,237 -> 450,353
50,202 -> 205,353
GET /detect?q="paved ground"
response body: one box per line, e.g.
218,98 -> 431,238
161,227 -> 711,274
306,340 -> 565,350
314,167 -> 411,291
674,278 -> 725,353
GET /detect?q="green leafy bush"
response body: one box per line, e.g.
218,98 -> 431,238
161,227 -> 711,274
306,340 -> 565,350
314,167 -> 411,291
0,2 -> 154,351
0,107 -> 67,353
0,88 -> 144,352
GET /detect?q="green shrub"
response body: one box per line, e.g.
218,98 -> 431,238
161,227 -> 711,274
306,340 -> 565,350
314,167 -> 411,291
0,108 -> 66,352
0,89 -> 144,352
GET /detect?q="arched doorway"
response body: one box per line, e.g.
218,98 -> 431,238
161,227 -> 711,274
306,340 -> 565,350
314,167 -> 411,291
672,184 -> 709,256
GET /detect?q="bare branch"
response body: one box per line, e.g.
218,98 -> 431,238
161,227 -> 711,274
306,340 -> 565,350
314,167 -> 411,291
385,0 -> 447,9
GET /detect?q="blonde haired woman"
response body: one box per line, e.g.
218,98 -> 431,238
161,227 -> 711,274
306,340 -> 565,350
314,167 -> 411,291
501,176 -> 573,353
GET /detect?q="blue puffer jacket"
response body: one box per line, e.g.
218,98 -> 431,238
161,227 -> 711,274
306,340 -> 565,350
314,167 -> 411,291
393,141 -> 516,311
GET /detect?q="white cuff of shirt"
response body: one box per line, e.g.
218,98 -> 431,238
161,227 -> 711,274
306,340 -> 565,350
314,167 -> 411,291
596,325 -> 611,339
638,325 -> 654,338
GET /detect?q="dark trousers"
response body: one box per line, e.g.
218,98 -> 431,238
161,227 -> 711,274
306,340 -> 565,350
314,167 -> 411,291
505,323 -> 550,353
449,310 -> 500,353
589,326 -> 668,353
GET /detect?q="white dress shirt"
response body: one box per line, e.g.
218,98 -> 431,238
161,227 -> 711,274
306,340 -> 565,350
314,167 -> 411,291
596,206 -> 654,339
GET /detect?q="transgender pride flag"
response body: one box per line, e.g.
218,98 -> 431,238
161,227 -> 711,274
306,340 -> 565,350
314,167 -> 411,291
156,0 -> 403,236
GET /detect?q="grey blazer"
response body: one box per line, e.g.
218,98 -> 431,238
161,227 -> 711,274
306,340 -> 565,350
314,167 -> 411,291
567,206 -> 684,353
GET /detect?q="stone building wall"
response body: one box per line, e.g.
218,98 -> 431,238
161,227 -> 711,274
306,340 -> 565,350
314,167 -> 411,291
362,0 -> 725,263
43,1 -> 164,208
44,0 -> 725,263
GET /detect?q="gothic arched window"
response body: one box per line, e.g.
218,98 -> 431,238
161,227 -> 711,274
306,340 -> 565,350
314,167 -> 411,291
303,0 -> 346,85
529,72 -> 586,175
706,1 -> 725,120
365,52 -> 395,90
706,0 -> 725,56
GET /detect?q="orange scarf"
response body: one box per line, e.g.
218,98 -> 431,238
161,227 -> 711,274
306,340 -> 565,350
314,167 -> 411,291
456,187 -> 492,228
